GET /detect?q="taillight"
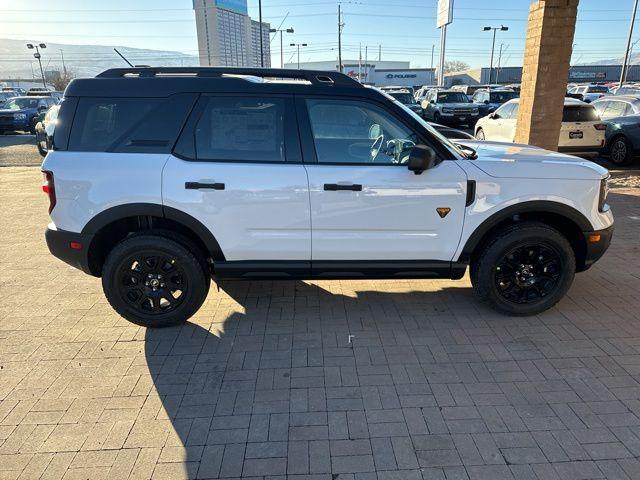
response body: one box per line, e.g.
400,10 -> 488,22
42,170 -> 56,213
594,123 -> 607,131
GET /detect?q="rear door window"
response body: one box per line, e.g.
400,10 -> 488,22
562,105 -> 599,122
194,96 -> 286,162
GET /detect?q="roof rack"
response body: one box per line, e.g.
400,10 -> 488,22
96,67 -> 362,87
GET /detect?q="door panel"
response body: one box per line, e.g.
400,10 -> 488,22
305,163 -> 467,260
163,95 -> 311,261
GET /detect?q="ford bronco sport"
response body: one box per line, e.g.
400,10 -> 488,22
42,67 -> 614,327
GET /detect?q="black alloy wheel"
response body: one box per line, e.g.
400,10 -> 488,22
494,243 -> 564,305
117,252 -> 188,314
102,235 -> 209,327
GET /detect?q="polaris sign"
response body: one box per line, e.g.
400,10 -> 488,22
371,69 -> 434,87
386,73 -> 417,79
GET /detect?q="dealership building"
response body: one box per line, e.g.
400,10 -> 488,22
283,60 -> 435,88
193,0 -> 271,67
445,64 -> 640,86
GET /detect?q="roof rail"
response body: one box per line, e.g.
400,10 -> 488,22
96,67 -> 362,87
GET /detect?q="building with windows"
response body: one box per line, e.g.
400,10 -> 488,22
193,0 -> 270,67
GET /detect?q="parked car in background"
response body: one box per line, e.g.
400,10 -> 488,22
450,84 -> 501,100
567,84 -> 608,103
386,89 -> 423,114
380,85 -> 415,96
592,96 -> 640,120
614,85 -> 640,96
414,85 -> 435,104
35,104 -> 60,156
471,89 -> 519,119
50,91 -> 64,102
474,98 -> 606,157
0,96 -> 57,134
598,115 -> 640,166
421,89 -> 479,126
0,92 -> 16,107
2,87 -> 26,95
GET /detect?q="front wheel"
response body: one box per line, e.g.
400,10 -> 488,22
433,112 -> 441,124
470,222 -> 575,316
102,235 -> 210,327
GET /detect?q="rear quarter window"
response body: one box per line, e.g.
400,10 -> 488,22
68,94 -> 196,153
562,105 -> 600,122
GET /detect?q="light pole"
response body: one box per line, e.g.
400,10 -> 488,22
270,27 -> 294,68
27,43 -> 47,88
483,25 -> 508,84
290,43 -> 307,69
620,0 -> 638,88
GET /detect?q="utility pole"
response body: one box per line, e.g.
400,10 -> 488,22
378,44 -> 381,61
290,43 -> 307,69
258,0 -> 264,67
358,43 -> 362,82
430,44 -> 435,70
438,25 -> 446,85
620,0 -> 638,87
26,43 -> 47,88
337,4 -> 343,72
364,45 -> 368,83
59,49 -> 67,75
483,25 -> 508,84
496,43 -> 503,84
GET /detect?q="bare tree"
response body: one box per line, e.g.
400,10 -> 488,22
51,70 -> 76,91
444,60 -> 470,74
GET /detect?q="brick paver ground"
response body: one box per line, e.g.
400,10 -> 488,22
1,166 -> 639,480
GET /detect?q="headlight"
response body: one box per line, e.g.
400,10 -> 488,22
14,113 -> 26,120
472,108 -> 479,114
598,175 -> 610,212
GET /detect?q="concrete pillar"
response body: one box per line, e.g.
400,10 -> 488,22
514,0 -> 578,151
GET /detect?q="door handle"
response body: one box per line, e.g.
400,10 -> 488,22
185,181 -> 225,190
324,183 -> 362,191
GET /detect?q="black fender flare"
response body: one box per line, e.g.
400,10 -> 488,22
458,200 -> 593,262
81,202 -> 225,260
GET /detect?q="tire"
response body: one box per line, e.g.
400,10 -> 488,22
475,128 -> 485,140
101,235 -> 210,327
433,112 -> 441,124
609,135 -> 633,166
470,222 -> 575,316
37,135 -> 47,157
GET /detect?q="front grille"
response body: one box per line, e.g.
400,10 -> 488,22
453,108 -> 476,114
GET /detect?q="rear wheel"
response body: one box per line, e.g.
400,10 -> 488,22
475,128 -> 485,140
470,222 -> 575,316
433,112 -> 441,124
102,235 -> 210,327
609,135 -> 633,166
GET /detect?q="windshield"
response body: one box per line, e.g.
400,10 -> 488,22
388,92 -> 415,104
393,99 -> 466,159
437,92 -> 469,103
489,91 -> 518,103
3,98 -> 38,110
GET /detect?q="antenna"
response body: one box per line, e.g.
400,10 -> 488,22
114,48 -> 134,67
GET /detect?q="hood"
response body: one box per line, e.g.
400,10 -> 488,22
455,140 -> 608,180
439,102 -> 475,109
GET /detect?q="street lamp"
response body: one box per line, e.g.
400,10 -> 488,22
483,25 -> 508,84
270,27 -> 294,68
27,42 -> 47,88
290,43 -> 308,69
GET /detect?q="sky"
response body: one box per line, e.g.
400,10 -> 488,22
0,0 -> 638,69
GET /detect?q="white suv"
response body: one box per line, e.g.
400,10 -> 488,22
42,68 -> 614,327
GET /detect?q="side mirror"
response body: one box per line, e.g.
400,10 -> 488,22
429,99 -> 435,104
407,145 -> 437,175
484,99 -> 490,104
489,112 -> 499,119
